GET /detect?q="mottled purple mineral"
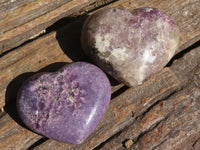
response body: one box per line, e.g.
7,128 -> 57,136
81,7 -> 180,87
17,62 -> 111,144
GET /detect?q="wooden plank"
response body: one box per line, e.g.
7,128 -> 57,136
0,0 -> 200,149
0,111 -> 5,119
132,84 -> 200,150
1,40 -> 192,150
0,114 -> 42,150
0,0 -> 72,33
0,0 -> 35,13
0,49 -> 198,149
0,0 -> 116,54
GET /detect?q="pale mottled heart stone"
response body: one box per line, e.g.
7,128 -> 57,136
81,7 -> 180,87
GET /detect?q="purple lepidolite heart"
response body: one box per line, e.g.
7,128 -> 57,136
17,62 -> 111,144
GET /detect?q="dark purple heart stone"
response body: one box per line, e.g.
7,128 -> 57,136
17,62 -> 111,144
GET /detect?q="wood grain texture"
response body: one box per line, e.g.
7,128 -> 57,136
0,0 -> 116,54
0,0 -> 71,33
0,0 -> 35,13
103,87 -> 200,150
0,0 -> 200,149
131,84 -> 200,150
0,114 -> 42,150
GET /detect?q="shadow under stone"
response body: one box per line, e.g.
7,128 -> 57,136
55,16 -> 120,86
56,16 -> 88,62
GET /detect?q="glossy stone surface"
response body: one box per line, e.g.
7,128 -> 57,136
17,62 -> 111,144
81,7 -> 180,87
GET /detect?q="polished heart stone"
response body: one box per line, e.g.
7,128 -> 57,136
17,62 -> 111,144
81,7 -> 180,87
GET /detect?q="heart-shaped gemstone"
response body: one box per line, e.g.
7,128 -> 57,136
17,62 -> 111,144
81,7 -> 180,87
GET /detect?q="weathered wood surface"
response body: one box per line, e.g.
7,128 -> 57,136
0,0 -> 116,54
0,0 -> 200,150
0,114 -> 42,150
101,66 -> 200,150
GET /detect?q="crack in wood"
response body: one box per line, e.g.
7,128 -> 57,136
111,86 -> 129,99
139,91 -> 177,119
0,111 -> 6,119
152,139 -> 167,150
93,130 -> 123,150
27,137 -> 49,150
133,114 -> 170,146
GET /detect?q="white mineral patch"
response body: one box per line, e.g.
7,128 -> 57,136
68,96 -> 74,103
95,34 -> 112,53
95,33 -> 129,61
157,19 -> 178,61
111,47 -> 129,61
35,110 -> 39,115
143,49 -> 156,63
137,47 -> 157,83
137,63 -> 146,84
145,8 -> 154,12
